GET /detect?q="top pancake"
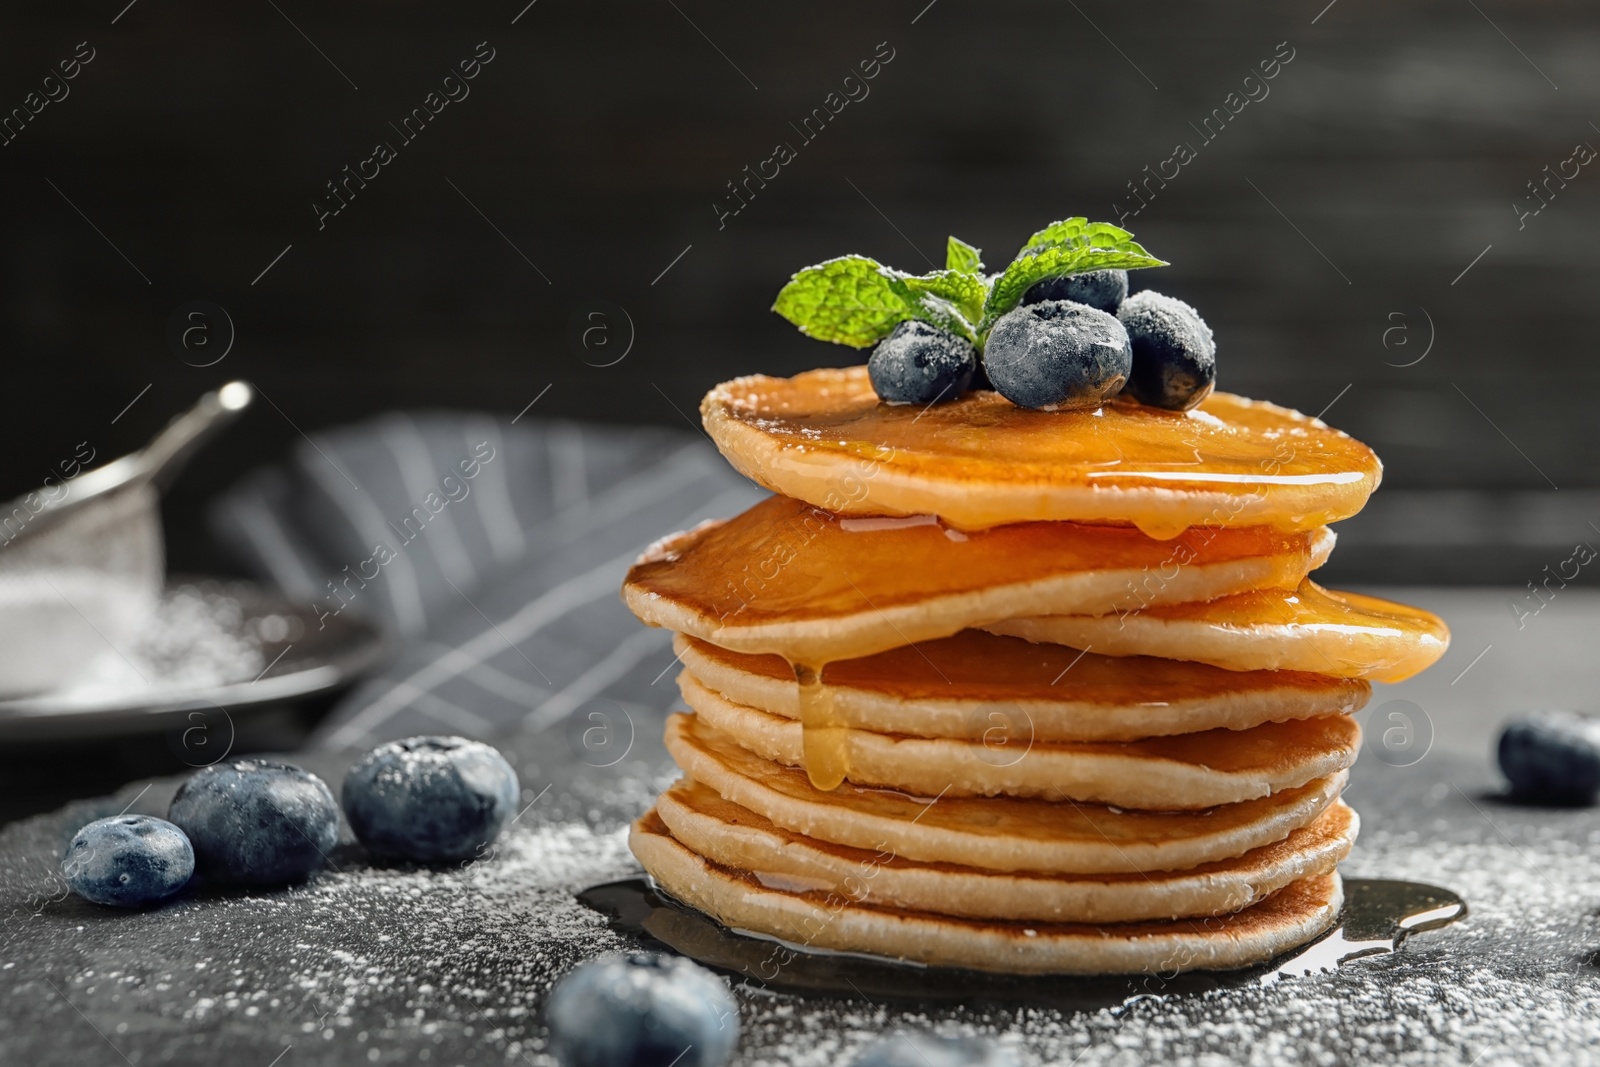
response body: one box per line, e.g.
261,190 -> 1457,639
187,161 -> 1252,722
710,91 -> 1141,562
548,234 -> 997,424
702,366 -> 1381,537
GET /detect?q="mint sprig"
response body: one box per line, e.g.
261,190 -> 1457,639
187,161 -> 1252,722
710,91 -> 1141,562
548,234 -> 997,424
771,217 -> 1166,352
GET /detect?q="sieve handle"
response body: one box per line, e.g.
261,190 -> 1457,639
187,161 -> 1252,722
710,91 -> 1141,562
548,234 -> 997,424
61,381 -> 255,504
137,381 -> 255,492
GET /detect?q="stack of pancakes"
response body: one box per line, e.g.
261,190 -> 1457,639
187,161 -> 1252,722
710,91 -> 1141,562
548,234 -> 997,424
622,367 -> 1448,975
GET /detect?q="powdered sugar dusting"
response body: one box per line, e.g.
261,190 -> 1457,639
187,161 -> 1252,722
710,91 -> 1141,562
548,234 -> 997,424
1,748 -> 1595,1065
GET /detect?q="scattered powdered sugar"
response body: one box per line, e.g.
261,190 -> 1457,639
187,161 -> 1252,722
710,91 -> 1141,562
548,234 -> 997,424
280,822 -> 638,1049
101,821 -> 639,1064
3,751 -> 1596,1065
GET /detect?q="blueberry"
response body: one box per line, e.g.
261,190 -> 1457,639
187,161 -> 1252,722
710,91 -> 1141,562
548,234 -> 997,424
61,815 -> 194,908
1498,710 -> 1600,804
167,759 -> 339,887
868,321 -> 977,405
982,300 -> 1131,410
342,735 -> 520,862
1117,290 -> 1216,411
546,952 -> 739,1067
1022,269 -> 1129,313
851,1032 -> 1017,1067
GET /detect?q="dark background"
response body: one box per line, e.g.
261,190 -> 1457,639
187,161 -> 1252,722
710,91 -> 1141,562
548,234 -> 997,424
1,0 -> 1595,583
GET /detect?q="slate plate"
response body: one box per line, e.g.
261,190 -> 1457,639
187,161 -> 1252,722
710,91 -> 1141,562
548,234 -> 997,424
0,718 -> 1595,1066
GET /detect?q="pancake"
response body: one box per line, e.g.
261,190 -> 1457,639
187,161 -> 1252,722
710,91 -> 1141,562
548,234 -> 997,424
632,812 -> 1345,975
654,778 -> 1358,924
701,366 -> 1380,538
988,580 -> 1450,682
664,714 -> 1347,874
674,631 -> 1370,742
624,494 -> 1335,665
677,678 -> 1360,809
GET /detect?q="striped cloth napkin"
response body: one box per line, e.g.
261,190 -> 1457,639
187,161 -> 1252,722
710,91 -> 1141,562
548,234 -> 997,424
210,412 -> 763,748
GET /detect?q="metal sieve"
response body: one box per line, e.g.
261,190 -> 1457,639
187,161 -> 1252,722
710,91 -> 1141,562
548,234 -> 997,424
0,382 -> 253,697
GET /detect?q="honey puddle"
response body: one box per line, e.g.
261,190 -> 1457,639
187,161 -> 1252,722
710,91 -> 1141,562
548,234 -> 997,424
578,878 -> 1465,1010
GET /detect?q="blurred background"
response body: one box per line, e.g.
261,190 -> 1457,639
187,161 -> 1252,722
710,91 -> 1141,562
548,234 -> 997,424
0,0 -> 1596,814
2,0 -> 1596,582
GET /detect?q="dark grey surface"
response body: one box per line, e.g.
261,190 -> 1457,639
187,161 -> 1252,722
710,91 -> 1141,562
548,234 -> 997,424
1,726 -> 1595,1066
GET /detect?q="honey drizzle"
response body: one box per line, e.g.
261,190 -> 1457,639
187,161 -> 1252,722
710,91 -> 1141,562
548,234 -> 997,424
794,662 -> 849,791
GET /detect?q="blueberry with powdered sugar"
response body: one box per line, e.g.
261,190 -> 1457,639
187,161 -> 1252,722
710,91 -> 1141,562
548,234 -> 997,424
982,299 -> 1131,410
62,815 -> 194,907
1117,290 -> 1216,411
1498,710 -> 1600,804
546,952 -> 739,1067
342,735 -> 519,862
1022,268 -> 1128,313
168,759 -> 339,887
867,320 -> 978,405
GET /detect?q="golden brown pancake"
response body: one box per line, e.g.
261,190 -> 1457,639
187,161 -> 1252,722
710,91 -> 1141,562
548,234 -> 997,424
989,580 -> 1450,682
664,713 -> 1347,874
654,778 -> 1358,924
624,494 -> 1335,664
674,631 -> 1370,742
701,366 -> 1380,537
677,678 -> 1360,809
631,811 -> 1345,975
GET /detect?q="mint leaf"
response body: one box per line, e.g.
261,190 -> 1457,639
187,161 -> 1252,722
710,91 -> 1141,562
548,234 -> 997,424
983,247 -> 1166,329
981,220 -> 1167,330
772,256 -> 919,348
1020,217 -> 1144,255
896,270 -> 987,336
946,236 -> 983,273
773,257 -> 987,347
890,286 -> 975,341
